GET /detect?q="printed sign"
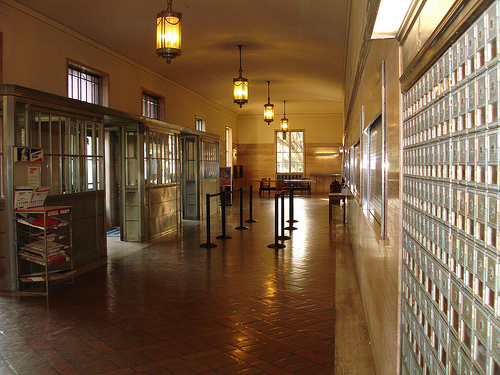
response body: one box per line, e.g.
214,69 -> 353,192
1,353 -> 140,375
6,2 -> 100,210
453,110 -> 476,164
16,147 -> 30,162
14,147 -> 44,162
30,148 -> 43,162
220,167 -> 232,186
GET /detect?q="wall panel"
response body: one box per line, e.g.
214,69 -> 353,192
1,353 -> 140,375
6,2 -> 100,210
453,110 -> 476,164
401,3 -> 500,373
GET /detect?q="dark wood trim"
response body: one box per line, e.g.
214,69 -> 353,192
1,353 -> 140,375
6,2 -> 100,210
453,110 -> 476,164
0,84 -> 217,139
400,0 -> 495,92
0,32 -> 3,85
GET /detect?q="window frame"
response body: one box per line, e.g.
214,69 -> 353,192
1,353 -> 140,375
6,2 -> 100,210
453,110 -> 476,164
275,130 -> 305,174
144,130 -> 179,186
366,114 -> 383,225
200,139 -> 219,179
14,103 -> 105,194
142,90 -> 165,121
195,116 -> 206,132
67,60 -> 108,106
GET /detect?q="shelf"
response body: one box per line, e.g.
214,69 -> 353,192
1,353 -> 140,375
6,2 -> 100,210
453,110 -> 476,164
14,205 -> 73,297
20,269 -> 76,283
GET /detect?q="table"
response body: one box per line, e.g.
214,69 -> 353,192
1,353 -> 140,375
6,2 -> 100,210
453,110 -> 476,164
283,179 -> 315,194
311,173 -> 341,193
329,192 -> 349,225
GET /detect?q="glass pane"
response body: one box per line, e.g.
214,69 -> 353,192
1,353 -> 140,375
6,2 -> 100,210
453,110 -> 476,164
96,120 -> 104,157
60,117 -> 69,155
126,131 -> 137,158
62,155 -> 71,193
40,113 -> 51,150
40,156 -> 51,191
127,159 -> 137,186
51,116 -> 60,154
15,103 -> 27,146
97,157 -> 104,190
52,156 -> 61,194
28,112 -> 40,147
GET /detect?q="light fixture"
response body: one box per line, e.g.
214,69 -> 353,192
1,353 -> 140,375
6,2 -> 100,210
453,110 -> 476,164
281,101 -> 289,137
233,45 -> 248,108
156,0 -> 182,64
371,0 -> 413,39
264,81 -> 274,124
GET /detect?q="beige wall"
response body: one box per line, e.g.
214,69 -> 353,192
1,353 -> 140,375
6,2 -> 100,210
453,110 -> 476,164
344,18 -> 402,375
1,1 -> 346,190
0,1 -> 238,141
235,113 -> 344,191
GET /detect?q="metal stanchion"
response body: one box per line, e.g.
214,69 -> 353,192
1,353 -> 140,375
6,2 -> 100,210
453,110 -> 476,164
200,194 -> 217,248
278,190 -> 290,241
285,187 -> 297,231
245,185 -> 257,223
216,191 -> 231,239
268,193 -> 286,249
235,188 -> 249,230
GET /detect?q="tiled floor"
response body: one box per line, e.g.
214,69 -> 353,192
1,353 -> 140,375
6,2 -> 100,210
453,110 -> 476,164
0,195 -> 374,374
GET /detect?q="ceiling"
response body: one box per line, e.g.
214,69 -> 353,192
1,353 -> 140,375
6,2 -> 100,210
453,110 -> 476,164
14,0 -> 351,117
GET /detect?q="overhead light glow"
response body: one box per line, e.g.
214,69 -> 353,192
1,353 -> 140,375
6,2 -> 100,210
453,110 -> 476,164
371,0 -> 413,39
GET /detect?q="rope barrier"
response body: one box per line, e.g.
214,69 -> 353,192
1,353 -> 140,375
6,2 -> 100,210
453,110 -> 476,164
245,185 -> 257,223
200,192 -> 219,248
216,190 -> 231,240
200,185 -> 255,247
278,190 -> 290,241
268,193 -> 286,249
235,188 -> 249,230
285,187 -> 297,231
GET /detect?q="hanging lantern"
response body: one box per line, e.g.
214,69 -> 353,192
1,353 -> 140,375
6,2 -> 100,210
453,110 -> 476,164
281,101 -> 289,137
156,0 -> 182,64
264,80 -> 274,124
233,45 -> 248,107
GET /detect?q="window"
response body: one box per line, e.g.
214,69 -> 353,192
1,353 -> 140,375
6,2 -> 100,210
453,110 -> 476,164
144,130 -> 179,185
276,131 -> 304,173
225,127 -> 233,167
349,141 -> 361,200
14,104 -> 104,194
142,91 -> 164,120
142,93 -> 158,119
196,116 -> 206,132
201,140 -> 219,179
365,114 -> 383,224
68,65 -> 101,104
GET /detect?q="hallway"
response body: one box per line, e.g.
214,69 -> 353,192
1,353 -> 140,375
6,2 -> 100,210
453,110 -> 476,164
0,195 -> 374,374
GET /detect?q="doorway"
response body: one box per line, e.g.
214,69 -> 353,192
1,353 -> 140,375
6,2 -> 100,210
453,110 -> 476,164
181,134 -> 199,219
105,124 -> 144,242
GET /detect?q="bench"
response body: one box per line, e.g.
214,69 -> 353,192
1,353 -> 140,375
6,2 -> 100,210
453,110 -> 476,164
259,178 -> 276,193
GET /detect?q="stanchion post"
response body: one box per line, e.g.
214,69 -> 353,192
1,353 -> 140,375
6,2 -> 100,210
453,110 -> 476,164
216,191 -> 231,239
268,193 -> 286,249
245,185 -> 257,223
278,190 -> 290,240
285,187 -> 297,231
200,194 -> 217,248
235,188 -> 249,230
287,186 -> 298,223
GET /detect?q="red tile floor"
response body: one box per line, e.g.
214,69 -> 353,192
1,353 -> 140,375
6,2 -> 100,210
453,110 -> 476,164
0,195 -> 374,374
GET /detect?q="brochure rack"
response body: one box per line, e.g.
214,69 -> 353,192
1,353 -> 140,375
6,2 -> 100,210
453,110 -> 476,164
13,206 -> 74,297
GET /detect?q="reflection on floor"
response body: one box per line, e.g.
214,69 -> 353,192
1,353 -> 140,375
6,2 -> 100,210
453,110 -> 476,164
0,195 -> 374,374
